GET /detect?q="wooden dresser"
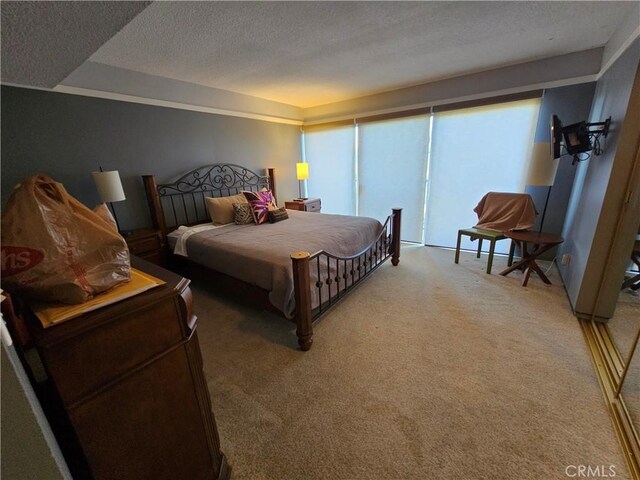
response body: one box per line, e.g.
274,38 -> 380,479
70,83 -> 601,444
284,197 -> 321,213
3,258 -> 230,480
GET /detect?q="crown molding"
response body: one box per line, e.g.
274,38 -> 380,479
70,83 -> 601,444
598,26 -> 640,80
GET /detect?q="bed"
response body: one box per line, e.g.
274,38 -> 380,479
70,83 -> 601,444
143,164 -> 401,350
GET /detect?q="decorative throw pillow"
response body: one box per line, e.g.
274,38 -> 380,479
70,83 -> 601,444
243,189 -> 277,209
205,193 -> 247,225
233,203 -> 254,225
268,207 -> 289,223
242,190 -> 275,225
260,187 -> 277,207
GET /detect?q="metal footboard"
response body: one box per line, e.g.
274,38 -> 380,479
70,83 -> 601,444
291,208 -> 402,351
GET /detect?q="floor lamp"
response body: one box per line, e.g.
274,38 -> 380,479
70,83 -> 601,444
92,169 -> 126,232
525,142 -> 559,233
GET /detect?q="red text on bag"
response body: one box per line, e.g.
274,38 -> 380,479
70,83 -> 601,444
1,246 -> 45,277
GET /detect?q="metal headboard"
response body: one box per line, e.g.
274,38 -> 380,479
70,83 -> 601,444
143,164 -> 275,232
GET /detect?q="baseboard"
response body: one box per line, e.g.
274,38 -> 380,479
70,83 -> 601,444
579,318 -> 640,479
575,311 -> 612,323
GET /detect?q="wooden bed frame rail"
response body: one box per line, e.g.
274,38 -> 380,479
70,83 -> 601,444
142,164 -> 401,351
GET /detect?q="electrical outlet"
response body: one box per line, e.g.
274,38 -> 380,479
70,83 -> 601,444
561,254 -> 571,265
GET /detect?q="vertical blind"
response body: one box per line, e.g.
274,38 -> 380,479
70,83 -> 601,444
304,125 -> 356,215
358,115 -> 430,242
424,98 -> 541,252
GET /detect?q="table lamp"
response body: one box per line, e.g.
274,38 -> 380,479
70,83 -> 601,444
296,162 -> 309,200
92,168 -> 126,231
525,142 -> 559,232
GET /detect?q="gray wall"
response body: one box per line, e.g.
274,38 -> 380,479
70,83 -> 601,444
557,39 -> 640,317
1,86 -> 301,231
526,83 -> 597,247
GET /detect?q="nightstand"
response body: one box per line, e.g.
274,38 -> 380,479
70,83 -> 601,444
284,198 -> 321,213
124,228 -> 166,265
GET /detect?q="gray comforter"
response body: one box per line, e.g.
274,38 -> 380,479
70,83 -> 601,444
185,210 -> 383,318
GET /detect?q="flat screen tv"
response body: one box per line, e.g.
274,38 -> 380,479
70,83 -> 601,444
562,121 -> 592,155
551,114 -> 563,159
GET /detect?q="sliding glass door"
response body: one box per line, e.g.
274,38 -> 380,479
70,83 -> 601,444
358,115 -> 430,243
303,97 -> 541,249
424,99 -> 540,253
304,124 -> 356,215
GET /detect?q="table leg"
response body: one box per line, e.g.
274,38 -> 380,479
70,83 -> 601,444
487,239 -> 496,274
500,241 -> 558,285
500,241 -> 529,276
622,273 -> 640,290
521,242 -> 530,271
508,240 -> 515,266
520,245 -> 539,286
477,238 -> 483,258
528,260 -> 551,284
621,251 -> 640,290
455,231 -> 462,264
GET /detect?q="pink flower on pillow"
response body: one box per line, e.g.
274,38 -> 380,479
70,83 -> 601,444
245,190 -> 273,224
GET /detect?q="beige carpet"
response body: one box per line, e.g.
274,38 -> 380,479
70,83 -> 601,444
191,245 -> 629,479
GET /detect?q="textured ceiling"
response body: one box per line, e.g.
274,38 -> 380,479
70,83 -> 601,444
89,1 -> 634,108
1,1 -> 150,88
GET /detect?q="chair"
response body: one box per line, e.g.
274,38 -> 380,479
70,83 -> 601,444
454,192 -> 537,274
455,227 -> 507,274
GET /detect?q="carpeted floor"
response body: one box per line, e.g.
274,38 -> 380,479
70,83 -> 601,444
191,245 -> 629,479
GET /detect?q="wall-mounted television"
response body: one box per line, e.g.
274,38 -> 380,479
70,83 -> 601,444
551,115 -> 563,159
550,114 -> 611,162
561,121 -> 593,156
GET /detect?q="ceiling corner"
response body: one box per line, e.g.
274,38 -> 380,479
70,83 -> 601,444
1,1 -> 151,88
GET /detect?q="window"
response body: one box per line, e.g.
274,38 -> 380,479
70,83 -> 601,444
358,115 -> 430,242
424,98 -> 541,252
304,124 -> 356,215
303,96 -> 541,252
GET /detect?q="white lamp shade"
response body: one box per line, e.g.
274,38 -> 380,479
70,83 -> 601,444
92,170 -> 126,203
296,162 -> 309,180
525,142 -> 559,186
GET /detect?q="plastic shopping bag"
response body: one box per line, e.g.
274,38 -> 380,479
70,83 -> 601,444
1,175 -> 131,304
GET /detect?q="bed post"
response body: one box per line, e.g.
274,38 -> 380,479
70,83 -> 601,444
291,251 -> 313,351
143,175 -> 167,234
268,168 -> 277,205
391,208 -> 402,266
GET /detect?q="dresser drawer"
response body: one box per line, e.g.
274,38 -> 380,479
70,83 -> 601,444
40,296 -> 186,406
305,200 -> 321,212
284,201 -> 304,211
127,233 -> 161,255
138,250 -> 165,265
285,198 -> 321,212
